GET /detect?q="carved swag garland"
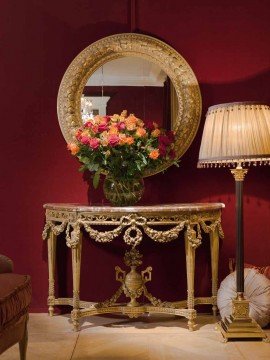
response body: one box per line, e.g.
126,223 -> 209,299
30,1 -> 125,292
42,213 -> 224,249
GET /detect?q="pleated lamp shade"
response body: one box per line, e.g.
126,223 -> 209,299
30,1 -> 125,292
198,102 -> 270,168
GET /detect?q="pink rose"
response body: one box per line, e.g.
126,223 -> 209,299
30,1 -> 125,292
117,121 -> 126,130
80,136 -> 90,145
88,138 -> 100,149
98,123 -> 109,132
84,121 -> 98,133
108,134 -> 120,147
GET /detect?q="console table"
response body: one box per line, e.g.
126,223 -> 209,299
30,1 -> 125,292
42,203 -> 224,331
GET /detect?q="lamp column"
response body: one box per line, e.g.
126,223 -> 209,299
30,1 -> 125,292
218,164 -> 268,342
231,164 -> 248,299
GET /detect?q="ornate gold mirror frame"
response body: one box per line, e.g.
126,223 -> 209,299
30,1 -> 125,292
57,33 -> 202,176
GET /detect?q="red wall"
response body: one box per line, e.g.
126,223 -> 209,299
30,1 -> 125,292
0,0 -> 269,311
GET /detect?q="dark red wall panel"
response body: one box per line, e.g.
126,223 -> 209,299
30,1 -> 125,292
0,0 -> 269,311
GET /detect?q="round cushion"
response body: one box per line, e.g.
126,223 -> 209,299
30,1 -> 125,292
217,268 -> 270,328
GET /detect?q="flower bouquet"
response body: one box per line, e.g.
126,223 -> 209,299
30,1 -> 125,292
68,110 -> 177,206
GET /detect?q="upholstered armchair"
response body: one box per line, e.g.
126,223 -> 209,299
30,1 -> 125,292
0,255 -> 31,359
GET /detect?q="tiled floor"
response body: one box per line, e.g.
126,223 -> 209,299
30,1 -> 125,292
2,314 -> 270,359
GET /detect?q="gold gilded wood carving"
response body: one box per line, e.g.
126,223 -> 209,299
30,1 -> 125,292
43,213 -> 224,250
97,248 -> 175,310
43,203 -> 224,331
57,33 -> 202,176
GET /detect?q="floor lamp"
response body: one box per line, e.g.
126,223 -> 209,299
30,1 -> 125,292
198,102 -> 270,342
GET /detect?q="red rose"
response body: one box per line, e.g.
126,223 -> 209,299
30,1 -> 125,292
166,130 -> 175,143
158,135 -> 171,146
98,123 -> 108,132
158,143 -> 167,157
108,134 -> 120,147
145,121 -> 155,131
88,138 -> 100,149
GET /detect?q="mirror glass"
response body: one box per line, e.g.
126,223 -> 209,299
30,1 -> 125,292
81,56 -> 178,130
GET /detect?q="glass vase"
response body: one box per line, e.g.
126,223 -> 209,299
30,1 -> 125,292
103,175 -> 144,206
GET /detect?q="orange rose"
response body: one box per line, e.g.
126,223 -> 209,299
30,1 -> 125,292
93,115 -> 104,124
136,127 -> 147,137
108,125 -> 119,135
126,123 -> 137,131
100,138 -> 109,146
100,131 -> 109,146
149,149 -> 160,159
151,129 -> 161,137
125,114 -> 138,130
137,119 -> 144,127
67,143 -> 79,155
121,110 -> 128,118
111,114 -> 120,122
126,114 -> 137,124
125,136 -> 134,145
119,134 -> 127,145
81,129 -> 90,137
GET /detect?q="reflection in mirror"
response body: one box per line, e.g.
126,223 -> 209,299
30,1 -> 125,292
81,57 -> 178,130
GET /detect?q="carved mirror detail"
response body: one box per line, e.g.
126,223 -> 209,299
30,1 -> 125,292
57,33 -> 201,176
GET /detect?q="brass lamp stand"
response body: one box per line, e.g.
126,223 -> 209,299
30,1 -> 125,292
218,164 -> 266,341
198,102 -> 270,342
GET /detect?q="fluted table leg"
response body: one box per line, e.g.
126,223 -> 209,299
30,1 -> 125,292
185,229 -> 196,331
71,232 -> 82,331
47,231 -> 56,316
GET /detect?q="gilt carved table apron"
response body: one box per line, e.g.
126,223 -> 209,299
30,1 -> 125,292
42,203 -> 225,331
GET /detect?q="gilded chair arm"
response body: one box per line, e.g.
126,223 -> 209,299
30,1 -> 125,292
0,255 -> 14,273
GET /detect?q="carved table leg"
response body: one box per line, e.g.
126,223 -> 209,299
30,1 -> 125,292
210,227 -> 219,317
185,229 -> 196,331
71,232 -> 82,331
47,230 -> 56,316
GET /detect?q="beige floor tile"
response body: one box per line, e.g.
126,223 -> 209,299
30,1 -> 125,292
72,333 -> 149,360
235,338 -> 270,360
148,333 -> 244,360
28,313 -> 73,333
1,314 -> 269,360
1,332 -> 78,360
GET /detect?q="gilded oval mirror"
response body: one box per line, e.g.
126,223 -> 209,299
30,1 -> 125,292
57,33 -> 202,176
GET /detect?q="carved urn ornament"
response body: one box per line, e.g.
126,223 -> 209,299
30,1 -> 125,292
57,33 -> 201,205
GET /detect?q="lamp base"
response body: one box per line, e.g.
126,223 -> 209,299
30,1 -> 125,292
217,298 -> 269,342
